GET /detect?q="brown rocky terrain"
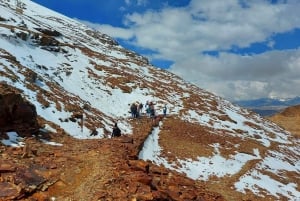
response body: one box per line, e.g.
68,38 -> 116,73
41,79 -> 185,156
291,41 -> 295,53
2,116 -> 292,201
1,1 -> 299,200
0,90 -> 286,201
268,105 -> 300,137
0,97 -> 225,201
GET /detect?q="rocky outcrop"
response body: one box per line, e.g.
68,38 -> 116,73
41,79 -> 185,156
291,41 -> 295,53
0,83 -> 39,136
34,28 -> 61,37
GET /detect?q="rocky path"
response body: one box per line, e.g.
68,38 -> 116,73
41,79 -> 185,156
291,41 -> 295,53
46,138 -> 116,201
0,116 -> 225,201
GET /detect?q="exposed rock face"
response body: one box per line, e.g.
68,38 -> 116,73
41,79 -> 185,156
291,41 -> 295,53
34,28 -> 62,37
0,83 -> 39,136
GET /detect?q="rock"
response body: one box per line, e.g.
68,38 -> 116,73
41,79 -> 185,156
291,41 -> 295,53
0,182 -> 22,200
0,83 -> 39,136
0,161 -> 16,173
128,171 -> 152,186
135,185 -> 153,200
149,165 -> 169,175
39,36 -> 59,46
90,129 -> 98,136
15,167 -> 47,193
128,160 -> 149,172
121,136 -> 134,143
15,31 -> 28,40
31,191 -> 50,201
34,28 -> 61,37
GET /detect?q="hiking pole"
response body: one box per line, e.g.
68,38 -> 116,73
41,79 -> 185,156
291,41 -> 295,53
81,112 -> 84,133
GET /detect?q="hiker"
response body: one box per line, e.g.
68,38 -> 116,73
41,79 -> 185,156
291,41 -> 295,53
111,123 -> 121,137
163,104 -> 167,117
130,103 -> 137,118
135,101 -> 140,118
149,103 -> 155,119
138,102 -> 143,116
145,101 -> 150,117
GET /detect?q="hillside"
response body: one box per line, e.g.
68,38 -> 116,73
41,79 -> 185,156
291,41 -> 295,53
0,0 -> 300,200
268,104 -> 300,137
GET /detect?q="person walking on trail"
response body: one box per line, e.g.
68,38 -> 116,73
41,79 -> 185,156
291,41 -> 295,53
111,122 -> 121,138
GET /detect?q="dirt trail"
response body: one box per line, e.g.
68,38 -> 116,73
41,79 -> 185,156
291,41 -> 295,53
38,116 -> 156,200
1,116 -> 225,201
46,139 -> 116,200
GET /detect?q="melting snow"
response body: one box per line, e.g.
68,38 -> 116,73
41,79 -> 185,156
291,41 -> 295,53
139,122 -> 300,200
40,139 -> 63,146
1,132 -> 25,147
235,170 -> 300,199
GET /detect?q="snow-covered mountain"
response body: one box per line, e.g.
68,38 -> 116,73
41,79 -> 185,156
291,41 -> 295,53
0,0 -> 299,200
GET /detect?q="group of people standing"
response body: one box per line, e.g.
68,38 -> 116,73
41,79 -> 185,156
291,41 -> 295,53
130,101 -> 165,119
130,102 -> 144,118
111,101 -> 168,138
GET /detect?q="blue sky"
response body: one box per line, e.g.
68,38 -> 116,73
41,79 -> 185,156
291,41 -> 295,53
31,0 -> 300,101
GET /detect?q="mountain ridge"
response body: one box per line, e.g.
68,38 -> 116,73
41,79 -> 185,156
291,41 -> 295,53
268,104 -> 300,137
234,96 -> 300,116
0,0 -> 299,200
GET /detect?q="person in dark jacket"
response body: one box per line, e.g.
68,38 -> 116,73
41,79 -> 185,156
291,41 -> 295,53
111,123 -> 121,137
130,103 -> 137,118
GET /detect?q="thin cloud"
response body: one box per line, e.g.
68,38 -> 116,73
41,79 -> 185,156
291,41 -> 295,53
137,0 -> 148,6
79,19 -> 134,39
124,0 -> 148,7
125,0 -> 131,5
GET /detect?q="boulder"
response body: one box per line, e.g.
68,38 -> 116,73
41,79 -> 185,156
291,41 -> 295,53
0,83 -> 39,135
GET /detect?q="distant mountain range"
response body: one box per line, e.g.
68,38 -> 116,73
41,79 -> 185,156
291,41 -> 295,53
234,96 -> 300,116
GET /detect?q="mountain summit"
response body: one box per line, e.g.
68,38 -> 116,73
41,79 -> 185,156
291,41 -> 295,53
0,0 -> 299,200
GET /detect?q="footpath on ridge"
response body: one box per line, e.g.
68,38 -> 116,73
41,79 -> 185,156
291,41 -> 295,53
0,116 -> 225,201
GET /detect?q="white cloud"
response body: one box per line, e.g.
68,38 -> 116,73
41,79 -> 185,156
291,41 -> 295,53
87,0 -> 300,100
79,20 -> 134,39
171,50 -> 300,100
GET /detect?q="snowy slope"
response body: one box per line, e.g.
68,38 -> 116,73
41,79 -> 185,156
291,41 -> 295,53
0,0 -> 299,200
0,0 -> 165,137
